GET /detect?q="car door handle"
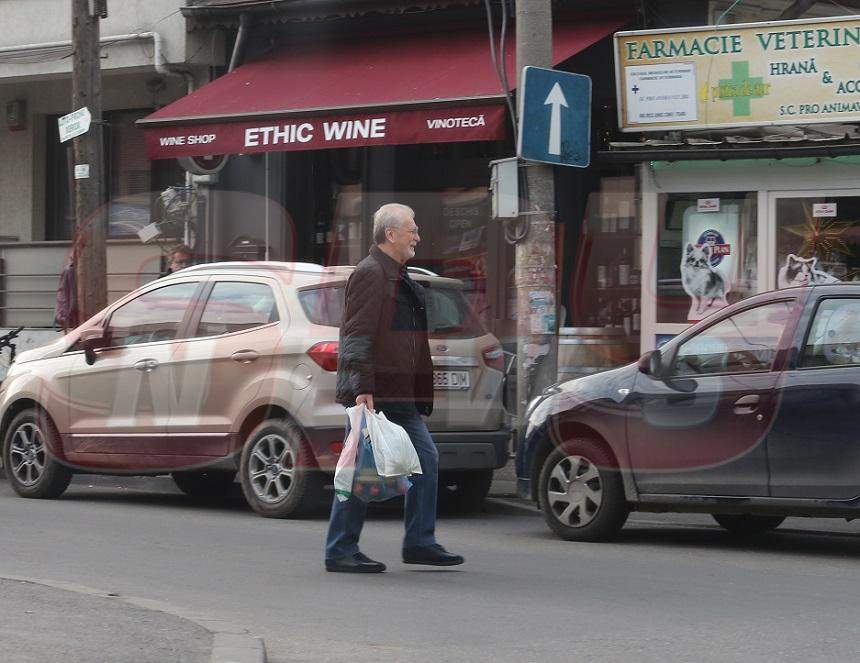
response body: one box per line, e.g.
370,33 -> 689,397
231,350 -> 260,363
133,359 -> 158,372
733,394 -> 760,414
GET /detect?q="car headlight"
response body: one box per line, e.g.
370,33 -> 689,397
526,394 -> 544,416
525,394 -> 556,437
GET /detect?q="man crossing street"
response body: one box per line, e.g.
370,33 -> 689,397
324,203 -> 465,573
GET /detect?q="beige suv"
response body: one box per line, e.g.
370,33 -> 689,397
0,262 -> 509,516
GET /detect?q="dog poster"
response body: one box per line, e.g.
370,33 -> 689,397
680,204 -> 738,322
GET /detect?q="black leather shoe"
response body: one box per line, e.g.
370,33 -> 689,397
325,552 -> 386,573
402,544 -> 464,566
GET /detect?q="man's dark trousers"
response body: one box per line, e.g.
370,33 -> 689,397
325,403 -> 439,560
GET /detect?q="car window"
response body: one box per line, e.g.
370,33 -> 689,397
108,282 -> 199,347
800,298 -> 860,368
424,287 -> 484,337
297,283 -> 485,337
671,300 -> 794,376
298,285 -> 345,327
195,281 -> 278,337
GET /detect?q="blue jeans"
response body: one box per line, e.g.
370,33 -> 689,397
325,403 -> 439,560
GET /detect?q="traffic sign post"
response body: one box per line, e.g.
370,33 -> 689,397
517,66 -> 591,167
58,107 -> 92,143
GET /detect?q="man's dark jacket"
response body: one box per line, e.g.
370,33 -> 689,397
335,246 -> 434,415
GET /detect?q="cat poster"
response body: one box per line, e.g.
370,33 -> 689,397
681,205 -> 738,322
777,254 -> 840,289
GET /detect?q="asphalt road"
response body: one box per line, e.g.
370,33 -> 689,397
2,475 -> 860,663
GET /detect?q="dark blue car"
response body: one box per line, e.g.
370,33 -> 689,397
518,285 -> 860,541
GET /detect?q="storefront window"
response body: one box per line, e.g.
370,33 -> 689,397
46,110 -> 184,241
776,196 -> 860,288
564,175 -> 641,376
435,188 -> 492,329
656,192 -> 757,324
326,183 -> 365,266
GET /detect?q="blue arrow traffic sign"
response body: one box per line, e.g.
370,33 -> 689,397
517,66 -> 591,168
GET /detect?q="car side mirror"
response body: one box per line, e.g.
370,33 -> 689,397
638,349 -> 662,377
668,377 -> 697,393
80,327 -> 109,365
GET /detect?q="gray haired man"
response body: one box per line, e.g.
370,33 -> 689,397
324,203 -> 464,573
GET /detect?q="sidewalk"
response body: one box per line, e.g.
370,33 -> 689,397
0,576 -> 265,663
490,455 -> 520,499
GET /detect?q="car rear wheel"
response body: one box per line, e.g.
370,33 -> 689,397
239,418 -> 325,518
172,470 -> 236,498
3,409 -> 72,499
538,438 -> 628,541
712,514 -> 785,536
438,469 -> 493,513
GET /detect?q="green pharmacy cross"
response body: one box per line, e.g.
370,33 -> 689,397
718,61 -> 767,117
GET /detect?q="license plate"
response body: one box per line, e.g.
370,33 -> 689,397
433,370 -> 470,390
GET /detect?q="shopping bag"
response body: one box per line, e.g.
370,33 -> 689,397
366,410 -> 422,478
333,405 -> 412,503
352,419 -> 412,503
332,405 -> 364,502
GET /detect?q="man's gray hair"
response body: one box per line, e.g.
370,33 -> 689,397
373,203 -> 414,245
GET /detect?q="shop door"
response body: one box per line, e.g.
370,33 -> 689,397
767,190 -> 860,292
640,188 -> 763,356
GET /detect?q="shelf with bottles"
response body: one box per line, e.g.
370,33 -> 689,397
590,217 -> 640,237
585,294 -> 642,338
594,284 -> 642,292
594,245 -> 641,291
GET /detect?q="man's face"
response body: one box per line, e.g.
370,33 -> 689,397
386,214 -> 420,264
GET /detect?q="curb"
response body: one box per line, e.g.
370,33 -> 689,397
485,495 -> 540,514
0,574 -> 266,663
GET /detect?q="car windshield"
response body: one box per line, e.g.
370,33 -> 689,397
298,282 -> 486,338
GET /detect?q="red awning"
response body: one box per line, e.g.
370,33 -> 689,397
141,14 -> 629,159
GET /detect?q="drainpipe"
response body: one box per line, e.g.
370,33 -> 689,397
0,31 -> 195,92
228,13 -> 251,72
0,32 -> 150,57
0,32 -> 196,94
151,30 -> 196,94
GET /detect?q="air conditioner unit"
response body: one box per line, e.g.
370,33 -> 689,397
137,222 -> 162,244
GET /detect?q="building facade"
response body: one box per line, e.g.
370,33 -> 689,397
5,0 -> 860,383
0,0 -> 220,338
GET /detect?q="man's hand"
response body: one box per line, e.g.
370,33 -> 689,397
356,393 -> 374,412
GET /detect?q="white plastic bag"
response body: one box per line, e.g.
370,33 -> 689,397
366,410 -> 422,478
332,404 -> 366,502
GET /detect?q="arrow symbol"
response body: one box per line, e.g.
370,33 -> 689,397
544,82 -> 568,156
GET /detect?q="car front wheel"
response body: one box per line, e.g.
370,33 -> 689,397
3,409 -> 72,499
239,418 -> 325,518
712,514 -> 784,536
538,438 -> 628,541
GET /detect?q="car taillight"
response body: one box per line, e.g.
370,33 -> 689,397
482,344 -> 504,371
308,341 -> 339,372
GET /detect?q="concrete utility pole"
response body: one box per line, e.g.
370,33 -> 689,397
515,0 -> 558,424
72,0 -> 107,320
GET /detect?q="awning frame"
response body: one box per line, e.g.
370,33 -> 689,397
598,142 -> 860,163
138,93 -> 507,128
